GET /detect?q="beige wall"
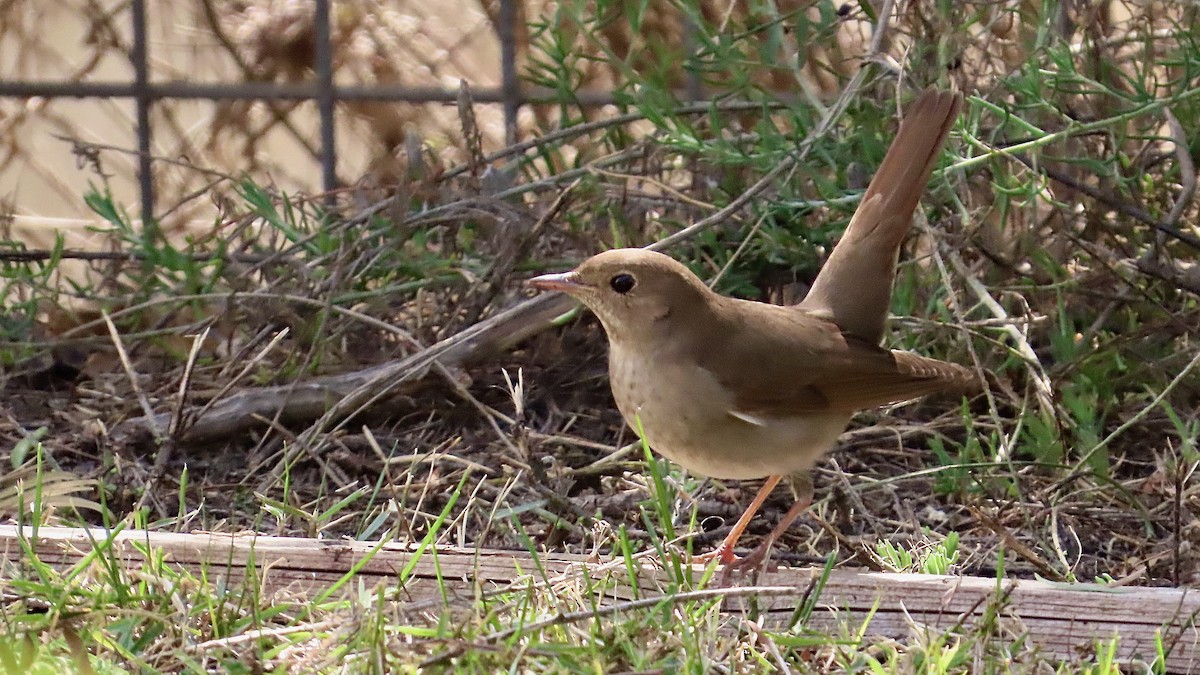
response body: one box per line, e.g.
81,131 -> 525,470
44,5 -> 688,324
0,0 -> 502,251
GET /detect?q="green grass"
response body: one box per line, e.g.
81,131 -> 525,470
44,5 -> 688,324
5,478 -> 1170,674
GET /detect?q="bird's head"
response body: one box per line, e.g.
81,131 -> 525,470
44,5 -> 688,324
528,248 -> 715,343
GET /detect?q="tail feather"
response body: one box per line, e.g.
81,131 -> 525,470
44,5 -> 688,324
890,349 -> 982,395
799,89 -> 962,343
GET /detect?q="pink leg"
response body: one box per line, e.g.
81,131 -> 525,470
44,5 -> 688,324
693,475 -> 782,564
722,474 -> 815,576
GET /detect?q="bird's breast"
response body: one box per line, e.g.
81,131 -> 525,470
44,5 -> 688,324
608,340 -> 851,480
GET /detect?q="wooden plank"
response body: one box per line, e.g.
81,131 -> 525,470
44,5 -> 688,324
2,526 -> 1197,671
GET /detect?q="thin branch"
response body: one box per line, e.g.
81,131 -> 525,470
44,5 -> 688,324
1010,153 -> 1200,251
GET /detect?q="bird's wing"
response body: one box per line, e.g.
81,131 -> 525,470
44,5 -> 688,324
697,304 -> 977,417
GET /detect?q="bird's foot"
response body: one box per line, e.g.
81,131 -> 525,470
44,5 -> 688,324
692,541 -> 778,584
724,541 -> 772,573
714,541 -> 778,583
692,543 -> 739,565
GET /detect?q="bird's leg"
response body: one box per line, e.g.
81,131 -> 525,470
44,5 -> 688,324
693,474 -> 782,564
722,473 -> 814,574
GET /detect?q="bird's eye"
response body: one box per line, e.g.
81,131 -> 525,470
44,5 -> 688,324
609,273 -> 636,294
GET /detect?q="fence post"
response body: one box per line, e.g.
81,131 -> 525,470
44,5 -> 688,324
498,0 -> 521,146
315,0 -> 338,204
130,0 -> 155,235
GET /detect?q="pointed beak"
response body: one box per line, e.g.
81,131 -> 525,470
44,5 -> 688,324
527,271 -> 582,293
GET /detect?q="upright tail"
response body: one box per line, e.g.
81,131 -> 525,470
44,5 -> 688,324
798,89 -> 962,344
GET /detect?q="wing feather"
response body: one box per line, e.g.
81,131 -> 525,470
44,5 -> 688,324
696,301 -> 978,417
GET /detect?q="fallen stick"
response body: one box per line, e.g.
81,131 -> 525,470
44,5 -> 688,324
115,293 -> 575,445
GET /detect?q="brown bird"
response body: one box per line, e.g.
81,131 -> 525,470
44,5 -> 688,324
529,89 -> 973,571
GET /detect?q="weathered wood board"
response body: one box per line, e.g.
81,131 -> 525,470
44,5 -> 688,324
2,526 -> 1196,671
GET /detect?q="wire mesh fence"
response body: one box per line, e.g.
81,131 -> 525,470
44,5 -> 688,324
0,0 -> 544,227
1,0 -> 862,235
1,0 -> 1186,236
